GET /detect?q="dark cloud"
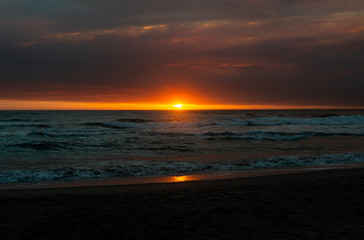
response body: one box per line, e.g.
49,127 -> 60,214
0,0 -> 364,107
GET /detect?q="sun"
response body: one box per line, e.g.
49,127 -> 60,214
173,104 -> 183,109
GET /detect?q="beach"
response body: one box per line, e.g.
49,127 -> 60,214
1,167 -> 364,240
1,0 -> 364,237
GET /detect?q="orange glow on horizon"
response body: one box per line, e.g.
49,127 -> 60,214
173,104 -> 183,109
0,100 -> 361,110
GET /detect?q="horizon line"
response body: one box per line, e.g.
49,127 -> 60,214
0,100 -> 363,111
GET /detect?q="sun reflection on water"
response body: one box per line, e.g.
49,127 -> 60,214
164,175 -> 200,183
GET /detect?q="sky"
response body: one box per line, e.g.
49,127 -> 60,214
0,0 -> 364,109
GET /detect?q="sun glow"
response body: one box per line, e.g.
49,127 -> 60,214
173,104 -> 183,109
0,100 -> 352,110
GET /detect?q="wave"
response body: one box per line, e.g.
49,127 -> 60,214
0,124 -> 51,128
116,118 -> 155,123
8,141 -> 72,151
27,131 -> 56,138
78,115 -> 364,132
26,128 -> 110,138
1,153 -> 363,183
218,115 -> 364,126
0,119 -> 45,122
146,131 -> 195,137
81,120 -> 191,130
203,131 -> 364,141
81,122 -> 128,129
137,146 -> 191,152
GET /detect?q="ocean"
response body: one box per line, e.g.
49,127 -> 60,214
0,110 -> 363,185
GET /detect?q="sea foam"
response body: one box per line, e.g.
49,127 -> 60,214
1,153 -> 363,184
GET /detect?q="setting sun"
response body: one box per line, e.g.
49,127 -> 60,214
173,104 -> 183,109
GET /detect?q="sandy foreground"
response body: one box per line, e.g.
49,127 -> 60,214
1,167 -> 364,240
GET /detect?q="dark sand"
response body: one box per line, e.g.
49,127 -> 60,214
1,168 -> 364,240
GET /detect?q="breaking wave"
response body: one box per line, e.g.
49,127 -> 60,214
1,153 -> 363,184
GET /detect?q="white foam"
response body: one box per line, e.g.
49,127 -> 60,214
1,153 -> 363,184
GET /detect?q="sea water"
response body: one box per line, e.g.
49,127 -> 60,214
0,110 -> 363,184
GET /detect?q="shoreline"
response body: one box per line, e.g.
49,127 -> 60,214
1,163 -> 364,196
1,162 -> 364,192
1,165 -> 364,239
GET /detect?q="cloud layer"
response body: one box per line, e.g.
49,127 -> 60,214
1,0 -> 364,107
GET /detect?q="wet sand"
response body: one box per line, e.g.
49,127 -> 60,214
1,167 -> 364,239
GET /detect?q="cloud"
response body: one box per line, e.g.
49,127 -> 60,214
0,0 -> 364,107
18,24 -> 167,46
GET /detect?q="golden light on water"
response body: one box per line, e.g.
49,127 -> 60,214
165,175 -> 199,182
